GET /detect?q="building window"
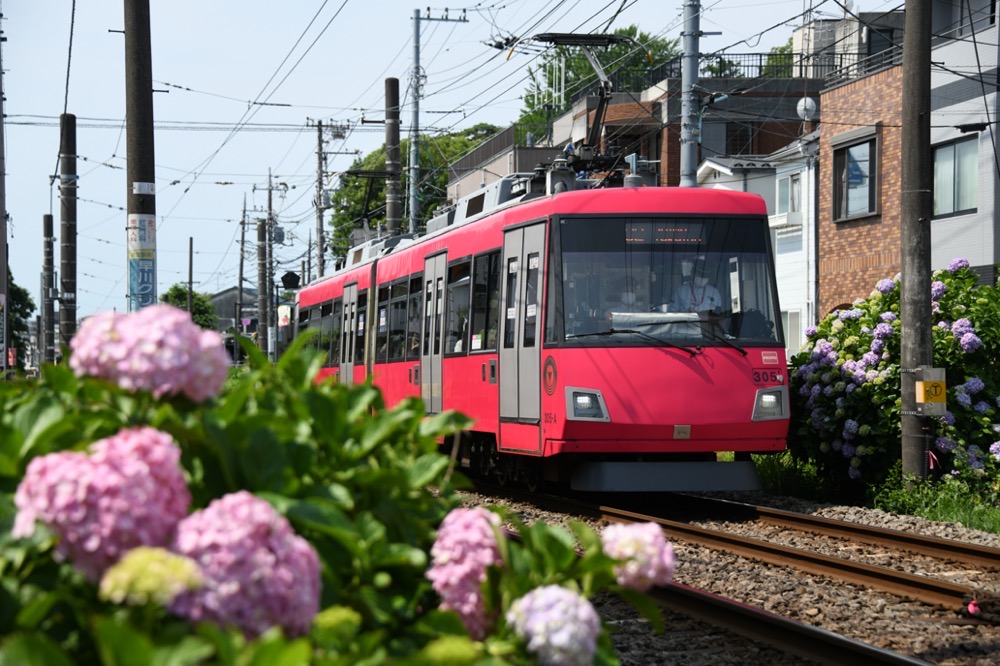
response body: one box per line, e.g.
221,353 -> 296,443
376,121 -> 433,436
777,174 -> 800,215
833,139 -> 877,220
933,137 -> 977,218
726,122 -> 753,155
781,310 -> 801,355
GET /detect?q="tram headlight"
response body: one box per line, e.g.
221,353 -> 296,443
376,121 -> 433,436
566,387 -> 609,421
752,386 -> 789,421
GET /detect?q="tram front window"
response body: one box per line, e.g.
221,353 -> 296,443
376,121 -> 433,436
556,216 -> 782,346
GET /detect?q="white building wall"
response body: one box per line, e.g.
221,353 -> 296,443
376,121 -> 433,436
927,16 -> 998,271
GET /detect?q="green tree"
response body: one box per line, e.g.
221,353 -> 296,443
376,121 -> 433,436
761,37 -> 794,77
327,123 -> 500,261
160,284 -> 218,330
6,269 -> 36,371
517,25 -> 679,144
701,57 -> 744,78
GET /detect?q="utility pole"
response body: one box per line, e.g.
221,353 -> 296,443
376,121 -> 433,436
678,0 -> 702,187
409,8 -> 467,233
899,0 -> 933,481
237,196 -> 245,342
42,214 -> 55,363
385,78 -> 402,235
314,120 -> 326,278
187,237 -> 193,314
124,0 -> 158,311
256,217 -> 267,355
58,114 -> 77,348
0,24 -> 7,375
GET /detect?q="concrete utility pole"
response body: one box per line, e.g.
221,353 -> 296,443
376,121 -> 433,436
237,196 -> 246,343
257,217 -> 267,354
678,0 -> 702,187
899,0 -> 933,481
58,114 -> 78,347
187,237 -> 194,314
385,78 -> 402,235
409,8 -> 467,233
42,214 -> 55,363
0,24 -> 7,375
314,121 -> 326,278
124,0 -> 158,312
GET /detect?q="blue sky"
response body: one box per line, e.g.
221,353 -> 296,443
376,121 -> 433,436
2,0 -> 847,319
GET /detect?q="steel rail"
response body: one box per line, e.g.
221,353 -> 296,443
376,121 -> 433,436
651,581 -> 933,666
600,505 -> 977,609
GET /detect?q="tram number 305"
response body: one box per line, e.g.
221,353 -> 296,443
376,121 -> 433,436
752,368 -> 782,384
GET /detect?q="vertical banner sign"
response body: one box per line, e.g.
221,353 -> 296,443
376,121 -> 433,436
127,214 -> 157,311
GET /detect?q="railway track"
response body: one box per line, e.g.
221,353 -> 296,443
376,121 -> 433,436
470,483 -> 1000,664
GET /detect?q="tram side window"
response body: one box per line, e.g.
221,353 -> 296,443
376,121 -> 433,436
523,252 -> 540,348
318,302 -> 335,365
355,290 -> 368,365
375,286 -> 390,363
504,257 -> 518,349
406,275 -> 422,360
470,251 -> 500,351
329,300 -> 342,366
388,282 -> 408,361
445,261 -> 472,355
298,307 -> 314,348
341,299 -> 354,365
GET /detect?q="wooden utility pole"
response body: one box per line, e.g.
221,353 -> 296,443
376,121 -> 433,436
314,121 -> 326,277
900,0 -> 933,481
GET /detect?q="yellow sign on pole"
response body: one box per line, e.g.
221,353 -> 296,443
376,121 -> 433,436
915,367 -> 946,416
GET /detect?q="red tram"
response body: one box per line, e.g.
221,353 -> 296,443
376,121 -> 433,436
295,164 -> 790,491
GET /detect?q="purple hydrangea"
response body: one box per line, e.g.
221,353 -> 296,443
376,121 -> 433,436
861,351 -> 880,368
948,258 -> 970,272
805,325 -> 818,338
841,443 -> 856,458
956,392 -> 973,408
13,427 -> 191,581
170,491 -> 321,638
990,442 -> 1000,461
601,522 -> 675,592
880,312 -> 897,323
964,378 -> 986,395
930,281 -> 947,299
975,401 -> 991,414
842,419 -> 859,440
940,411 -> 956,426
935,436 -> 956,452
870,339 -> 885,354
426,507 -> 502,639
960,332 -> 982,354
873,323 -> 894,340
506,585 -> 601,666
951,318 -> 975,338
69,304 -> 230,402
838,308 -> 864,321
848,467 -> 862,480
876,279 -> 895,294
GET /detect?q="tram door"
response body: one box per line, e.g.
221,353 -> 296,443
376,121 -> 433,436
340,283 -> 358,385
499,222 -> 545,452
421,252 -> 447,414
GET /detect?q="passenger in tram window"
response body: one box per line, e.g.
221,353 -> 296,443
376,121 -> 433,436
670,259 -> 723,314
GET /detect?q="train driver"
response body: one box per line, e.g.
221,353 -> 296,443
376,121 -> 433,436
671,259 -> 723,314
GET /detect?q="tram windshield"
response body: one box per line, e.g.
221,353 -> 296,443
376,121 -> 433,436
550,216 -> 782,346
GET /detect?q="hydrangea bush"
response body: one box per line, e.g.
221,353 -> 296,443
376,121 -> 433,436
0,304 -> 675,664
789,259 -> 1000,496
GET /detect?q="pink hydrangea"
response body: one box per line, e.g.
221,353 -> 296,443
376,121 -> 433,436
69,304 -> 229,402
12,427 -> 191,581
425,507 -> 502,639
506,585 -> 600,666
601,522 -> 675,592
169,491 -> 321,638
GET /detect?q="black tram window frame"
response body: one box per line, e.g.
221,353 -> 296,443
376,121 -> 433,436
405,274 -> 423,361
386,279 -> 409,362
327,299 -> 342,367
470,249 -> 501,353
354,289 -> 368,365
375,284 -> 391,364
444,258 -> 473,357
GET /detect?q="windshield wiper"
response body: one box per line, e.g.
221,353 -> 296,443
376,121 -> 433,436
691,320 -> 748,356
568,328 -> 698,357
